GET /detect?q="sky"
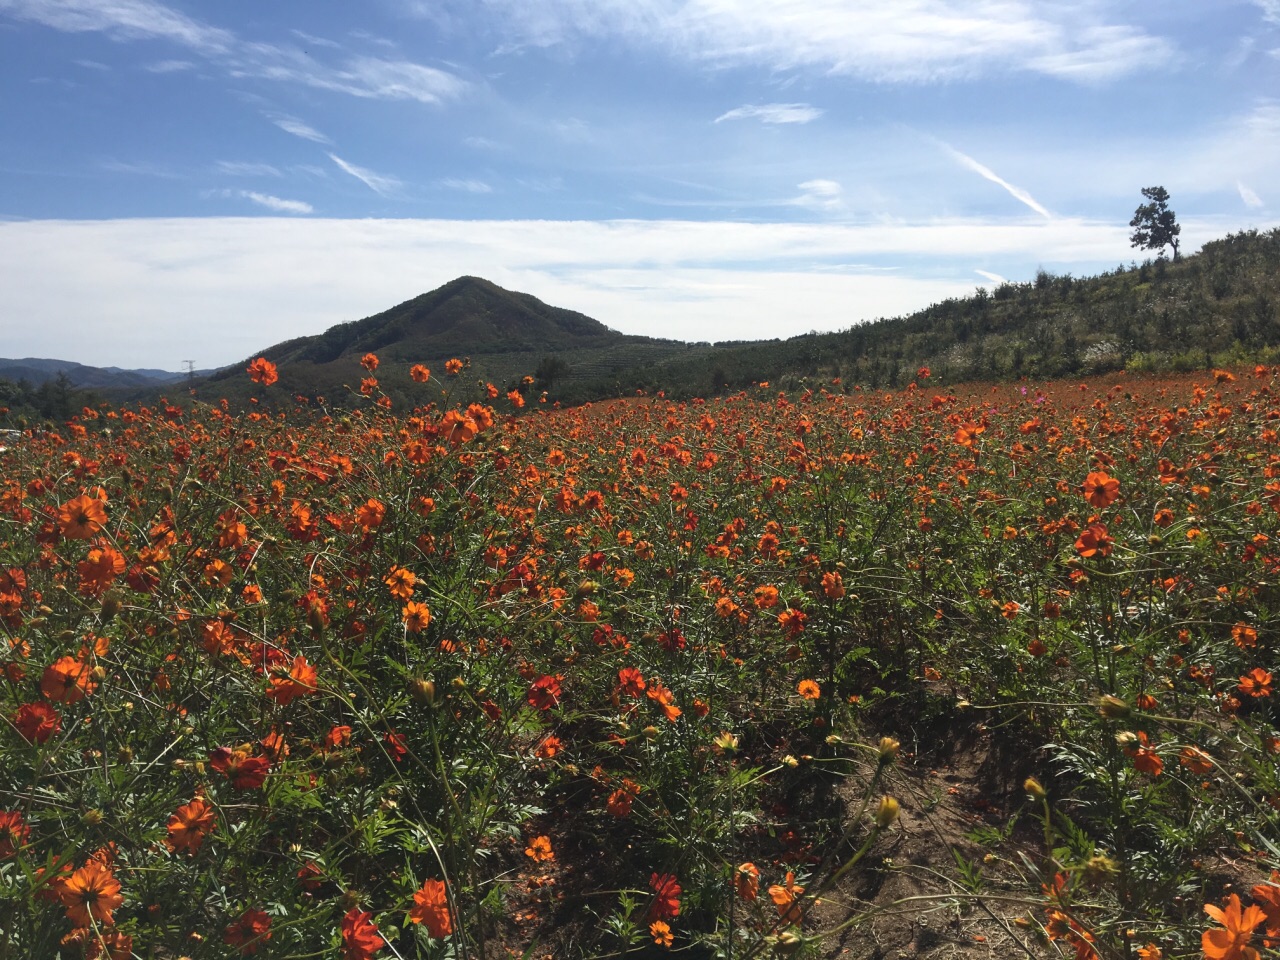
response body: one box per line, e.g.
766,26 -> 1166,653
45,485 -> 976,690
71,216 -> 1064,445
0,0 -> 1278,370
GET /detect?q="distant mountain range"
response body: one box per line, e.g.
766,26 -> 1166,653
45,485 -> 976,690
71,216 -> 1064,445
0,357 -> 212,390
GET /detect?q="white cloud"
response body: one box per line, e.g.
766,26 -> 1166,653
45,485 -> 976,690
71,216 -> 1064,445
942,143 -> 1052,219
239,191 -> 313,215
974,268 -> 1006,284
73,57 -> 109,69
329,154 -> 402,196
1255,1 -> 1280,24
216,161 -> 281,177
272,117 -> 331,144
438,178 -> 493,193
715,103 -> 823,124
143,58 -> 193,72
0,0 -> 233,52
1,214 -> 1230,368
791,179 -> 843,211
1238,180 -> 1264,209
438,0 -> 1174,84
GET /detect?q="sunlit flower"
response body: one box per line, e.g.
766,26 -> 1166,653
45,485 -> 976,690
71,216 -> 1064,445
165,796 -> 217,854
58,494 -> 107,539
408,878 -> 453,937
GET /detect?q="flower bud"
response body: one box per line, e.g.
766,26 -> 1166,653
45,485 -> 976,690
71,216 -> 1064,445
409,677 -> 436,706
874,795 -> 901,828
1097,694 -> 1130,719
878,736 -> 900,764
1023,776 -> 1047,800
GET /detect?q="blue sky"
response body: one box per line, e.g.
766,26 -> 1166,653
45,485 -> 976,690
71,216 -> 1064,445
0,0 -> 1277,369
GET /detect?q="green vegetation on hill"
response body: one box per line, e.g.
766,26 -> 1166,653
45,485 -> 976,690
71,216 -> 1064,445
593,226 -> 1280,398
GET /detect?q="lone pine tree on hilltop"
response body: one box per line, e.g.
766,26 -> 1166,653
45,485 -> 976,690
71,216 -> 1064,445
1130,185 -> 1181,261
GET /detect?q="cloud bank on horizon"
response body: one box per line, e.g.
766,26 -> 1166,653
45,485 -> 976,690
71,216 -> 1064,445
0,0 -> 1277,368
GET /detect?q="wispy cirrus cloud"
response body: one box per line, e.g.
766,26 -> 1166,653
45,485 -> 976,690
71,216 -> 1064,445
215,161 -> 281,177
714,103 -> 823,124
143,58 -> 193,72
438,178 -> 493,193
329,154 -> 401,196
0,0 -> 469,106
0,0 -> 233,51
941,142 -> 1051,219
238,191 -> 313,215
423,0 -> 1174,84
271,117 -> 331,144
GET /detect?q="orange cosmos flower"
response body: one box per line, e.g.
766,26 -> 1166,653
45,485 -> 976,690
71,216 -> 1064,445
650,920 -> 673,947
525,835 -> 554,862
166,796 -> 217,854
1179,746 -> 1214,776
355,498 -> 386,530
341,908 -> 385,960
385,566 -> 416,599
820,570 -> 845,599
402,601 -> 432,633
1075,523 -> 1113,558
1232,623 -> 1259,648
954,422 -> 984,447
1202,893 -> 1265,960
58,494 -> 108,539
1081,471 -> 1120,508
224,907 -> 273,954
797,679 -> 821,700
41,656 -> 97,703
0,809 -> 30,858
444,357 -> 463,375
410,364 -> 430,382
60,860 -> 123,928
246,357 -> 278,386
735,862 -> 760,901
360,352 -> 379,372
267,654 -> 318,706
408,878 -> 453,937
768,871 -> 805,924
617,666 -> 646,698
1238,668 -> 1273,698
1123,730 -> 1163,776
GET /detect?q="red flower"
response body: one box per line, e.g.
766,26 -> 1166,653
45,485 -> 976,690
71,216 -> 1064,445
527,674 -> 563,711
0,809 -> 30,858
225,907 -> 273,954
209,746 -> 272,789
12,701 -> 61,743
341,908 -> 385,960
648,872 -> 682,920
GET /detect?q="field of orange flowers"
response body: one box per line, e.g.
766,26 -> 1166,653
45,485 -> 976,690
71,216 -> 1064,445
2,357 -> 1279,960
